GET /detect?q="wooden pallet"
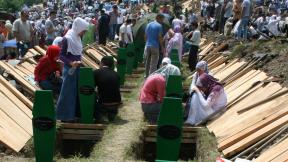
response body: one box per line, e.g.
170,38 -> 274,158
142,125 -> 201,144
58,123 -> 106,141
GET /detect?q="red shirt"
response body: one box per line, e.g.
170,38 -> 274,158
34,45 -> 61,82
139,74 -> 166,104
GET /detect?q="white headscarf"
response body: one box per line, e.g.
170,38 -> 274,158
65,17 -> 89,56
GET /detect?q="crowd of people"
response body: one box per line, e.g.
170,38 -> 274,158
0,0 -> 149,59
2,0 -> 287,125
198,0 -> 288,39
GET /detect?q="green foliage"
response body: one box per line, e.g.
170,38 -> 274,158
0,0 -> 23,12
0,0 -> 43,12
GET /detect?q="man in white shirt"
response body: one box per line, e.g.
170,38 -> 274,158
116,13 -> 124,37
119,19 -> 132,47
188,22 -> 201,72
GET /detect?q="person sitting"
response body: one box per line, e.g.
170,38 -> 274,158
185,73 -> 227,126
139,73 -> 166,124
140,58 -> 181,124
189,61 -> 210,93
151,57 -> 181,80
34,45 -> 62,96
94,56 -> 122,122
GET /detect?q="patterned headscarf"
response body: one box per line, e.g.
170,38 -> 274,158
196,73 -> 223,96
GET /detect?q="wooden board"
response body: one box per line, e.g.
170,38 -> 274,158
218,98 -> 288,150
0,76 -> 33,109
34,46 -> 46,55
0,82 -> 32,118
0,92 -> 32,135
0,107 -> 31,152
222,114 -> 288,157
0,61 -> 38,94
208,82 -> 282,134
253,135 -> 288,162
59,123 -> 106,130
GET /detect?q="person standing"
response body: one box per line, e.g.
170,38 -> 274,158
187,22 -> 201,72
116,13 -> 124,37
56,17 -> 89,122
233,0 -> 242,25
98,10 -> 110,45
144,14 -> 165,78
109,5 -> 119,40
45,10 -> 57,45
237,0 -> 251,40
119,19 -> 132,47
12,10 -> 33,58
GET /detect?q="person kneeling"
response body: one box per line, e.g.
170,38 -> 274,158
34,45 -> 62,96
185,73 -> 227,126
94,56 -> 122,123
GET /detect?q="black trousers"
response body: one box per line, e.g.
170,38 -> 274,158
99,33 -> 107,46
188,45 -> 199,72
94,103 -> 119,122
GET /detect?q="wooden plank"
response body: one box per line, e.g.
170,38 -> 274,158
0,61 -> 37,94
61,134 -> 103,140
222,115 -> 288,157
208,82 -> 282,135
0,76 -> 33,109
146,125 -> 202,132
20,62 -> 36,73
61,129 -> 103,135
0,83 -> 32,118
0,108 -> 31,152
254,137 -> 288,162
0,92 -> 33,135
144,137 -> 197,144
145,131 -> 197,138
270,149 -> 288,162
34,46 -> 46,55
85,49 -> 103,63
218,99 -> 288,150
59,123 -> 106,130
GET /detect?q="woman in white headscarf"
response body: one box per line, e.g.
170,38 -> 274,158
151,57 -> 181,80
189,61 -> 210,94
56,17 -> 89,122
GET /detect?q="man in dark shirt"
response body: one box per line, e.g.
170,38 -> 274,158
94,56 -> 122,122
98,10 -> 110,45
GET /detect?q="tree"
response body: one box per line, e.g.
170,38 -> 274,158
0,0 -> 23,13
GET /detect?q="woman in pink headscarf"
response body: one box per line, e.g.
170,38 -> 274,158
164,26 -> 183,61
185,73 -> 227,125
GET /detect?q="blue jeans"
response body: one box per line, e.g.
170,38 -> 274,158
39,80 -> 62,95
16,42 -> 30,57
109,24 -> 117,40
237,17 -> 250,39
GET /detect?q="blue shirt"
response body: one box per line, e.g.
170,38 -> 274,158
145,21 -> 163,48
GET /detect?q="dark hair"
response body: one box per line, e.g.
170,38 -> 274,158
50,10 -> 57,16
191,22 -> 198,28
101,10 -> 105,14
101,56 -> 114,69
156,13 -> 165,20
126,19 -> 132,24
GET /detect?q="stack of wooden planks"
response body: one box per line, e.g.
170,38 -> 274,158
202,53 -> 288,160
0,74 -> 33,152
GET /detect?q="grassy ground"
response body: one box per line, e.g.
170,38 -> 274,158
57,75 -> 146,162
